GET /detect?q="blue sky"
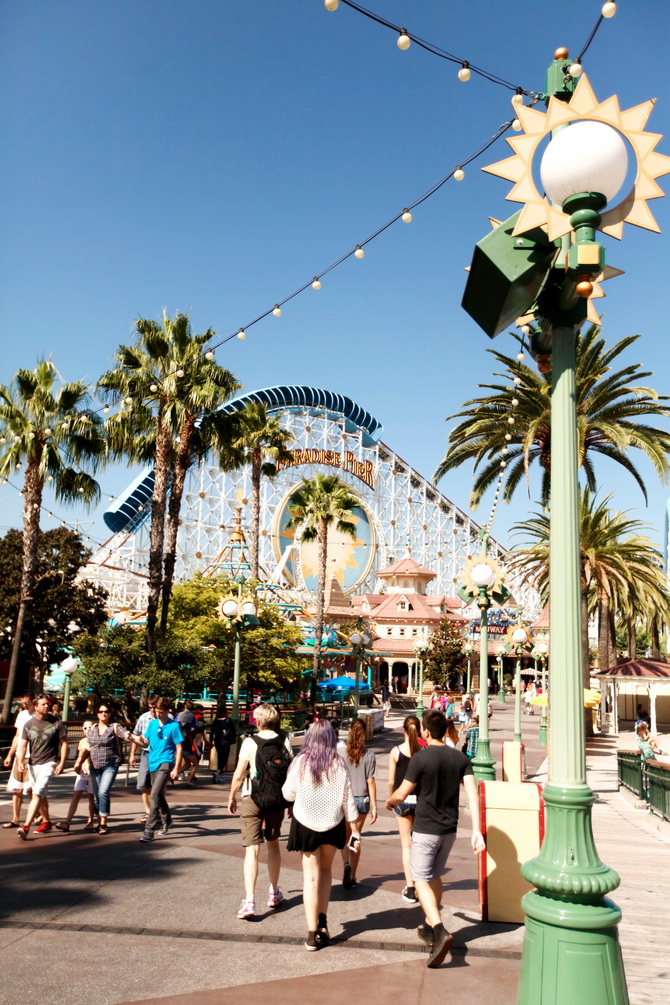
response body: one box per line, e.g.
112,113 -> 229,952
1,0 -> 669,556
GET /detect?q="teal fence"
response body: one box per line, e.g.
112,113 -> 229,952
646,760 -> 670,822
617,750 -> 645,799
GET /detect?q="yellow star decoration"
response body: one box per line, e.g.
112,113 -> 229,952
504,624 -> 533,650
483,74 -> 670,243
460,553 -> 506,597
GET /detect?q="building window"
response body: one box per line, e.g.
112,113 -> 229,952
399,628 -> 405,637
387,627 -> 393,637
412,628 -> 418,637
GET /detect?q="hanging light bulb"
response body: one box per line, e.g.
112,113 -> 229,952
125,396 -> 133,405
454,167 -> 465,181
500,460 -> 507,468
512,88 -> 524,105
150,383 -> 158,392
28,432 -> 35,439
517,351 -> 525,361
512,398 -> 519,407
237,330 -> 246,341
44,427 -> 52,436
354,245 -> 365,259
324,0 -> 339,9
0,435 -> 5,443
568,62 -> 582,77
108,496 -> 114,502
514,376 -> 522,385
512,118 -> 522,132
507,416 -> 515,425
48,474 -> 54,481
103,406 -> 110,414
397,30 -> 411,50
48,512 -> 53,518
78,486 -> 84,493
205,351 -> 214,361
602,2 -> 616,17
176,369 -> 185,377
502,446 -> 509,455
401,209 -> 412,223
458,62 -> 471,82
521,325 -> 531,335
138,504 -> 144,512
273,305 -> 282,317
312,278 -> 321,290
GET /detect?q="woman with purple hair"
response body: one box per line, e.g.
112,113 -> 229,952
282,719 -> 361,951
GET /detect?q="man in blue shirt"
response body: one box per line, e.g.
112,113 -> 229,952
130,697 -> 183,843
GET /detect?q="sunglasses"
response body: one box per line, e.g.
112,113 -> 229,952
98,709 -> 110,714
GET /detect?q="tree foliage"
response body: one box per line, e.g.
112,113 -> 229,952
423,620 -> 466,689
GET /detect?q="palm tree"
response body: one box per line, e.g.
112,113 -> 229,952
228,402 -> 294,580
285,474 -> 359,682
434,326 -> 670,508
510,491 -> 668,728
98,312 -> 240,648
0,361 -> 104,723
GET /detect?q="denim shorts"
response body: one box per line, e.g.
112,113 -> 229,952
354,795 -> 370,815
393,799 -> 416,819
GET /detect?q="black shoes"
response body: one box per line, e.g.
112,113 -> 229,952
426,924 -> 454,968
417,924 -> 434,947
305,931 -> 319,951
342,862 -> 352,890
402,885 -> 418,903
160,816 -> 173,836
316,913 -> 330,945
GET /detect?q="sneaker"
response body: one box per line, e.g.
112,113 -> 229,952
139,831 -> 154,843
236,898 -> 255,920
36,820 -> 52,833
317,913 -> 330,942
267,887 -> 284,908
304,931 -> 319,951
17,826 -> 29,841
402,885 -> 418,903
342,862 -> 352,890
427,924 -> 454,968
160,816 -> 173,836
417,924 -> 434,947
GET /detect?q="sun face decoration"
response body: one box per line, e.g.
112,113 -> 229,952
484,73 -> 670,244
460,553 -> 506,598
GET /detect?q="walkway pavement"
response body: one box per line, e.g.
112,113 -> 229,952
0,703 -> 668,1005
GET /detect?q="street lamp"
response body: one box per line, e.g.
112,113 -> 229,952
413,638 -> 430,717
463,640 -> 474,694
509,624 -> 532,744
349,627 -> 371,719
459,535 -> 509,783
60,655 -> 78,721
496,644 -> 507,703
218,585 -> 259,733
536,640 -> 549,746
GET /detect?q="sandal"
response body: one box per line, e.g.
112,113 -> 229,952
83,822 -> 97,832
98,825 -> 109,835
2,821 -> 20,829
55,821 -> 70,832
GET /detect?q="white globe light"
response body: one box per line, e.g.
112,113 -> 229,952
401,210 -> 412,223
540,120 -> 628,207
512,119 -> 522,132
537,642 -> 549,654
354,245 -> 365,259
397,32 -> 411,50
324,0 -> 339,9
568,62 -> 582,78
458,65 -> 471,82
454,168 -> 465,181
61,655 -> 79,675
512,627 -> 528,644
205,351 -> 214,361
312,278 -> 321,290
471,563 -> 496,588
497,645 -> 506,655
361,632 -> 371,646
273,305 -> 282,317
237,330 -> 246,341
602,2 -> 616,17
350,633 -> 362,645
241,601 -> 257,617
222,599 -> 238,618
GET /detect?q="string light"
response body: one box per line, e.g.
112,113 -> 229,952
354,245 -> 365,259
512,119 -> 522,132
176,369 -> 184,377
512,89 -> 524,105
150,383 -> 158,392
312,278 -> 322,290
324,0 -> 339,9
517,352 -> 525,361
237,330 -> 247,341
454,168 -> 465,181
273,306 -> 282,317
103,406 -> 110,414
205,351 -> 214,361
44,428 -> 52,436
28,432 -> 35,439
602,2 -> 616,17
125,396 -> 133,405
458,62 -> 471,82
401,209 -> 412,223
397,31 -> 411,51
569,62 -> 582,77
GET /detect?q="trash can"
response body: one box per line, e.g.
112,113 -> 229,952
501,739 -> 525,782
478,780 -> 544,923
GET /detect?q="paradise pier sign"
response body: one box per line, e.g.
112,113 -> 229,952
276,447 -> 375,490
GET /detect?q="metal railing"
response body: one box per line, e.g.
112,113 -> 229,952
617,750 -> 644,799
646,759 -> 670,822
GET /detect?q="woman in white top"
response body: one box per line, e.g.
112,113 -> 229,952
282,719 -> 360,952
338,718 -> 377,891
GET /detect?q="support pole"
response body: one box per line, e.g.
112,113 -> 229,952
471,591 -> 496,781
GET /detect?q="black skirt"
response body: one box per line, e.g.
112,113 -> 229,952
287,815 -> 347,852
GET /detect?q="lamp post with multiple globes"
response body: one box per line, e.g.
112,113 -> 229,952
218,578 -> 259,733
349,625 -> 371,720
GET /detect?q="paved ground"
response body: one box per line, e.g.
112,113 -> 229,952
0,703 -> 668,1005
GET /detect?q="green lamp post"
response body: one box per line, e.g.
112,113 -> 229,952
496,644 -> 506,703
219,581 -> 260,733
463,640 -> 474,694
458,534 -> 510,783
508,625 -> 532,744
350,625 -> 371,719
413,637 -> 430,717
536,640 -> 549,746
60,655 -> 78,721
468,49 -> 670,1001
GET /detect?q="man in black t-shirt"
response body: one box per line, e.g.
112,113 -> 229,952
15,695 -> 68,840
387,708 -> 485,968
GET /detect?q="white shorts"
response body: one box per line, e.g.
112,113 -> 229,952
74,773 -> 93,793
28,761 -> 56,797
6,761 -> 32,795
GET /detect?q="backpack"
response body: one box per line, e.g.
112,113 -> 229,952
250,732 -> 292,812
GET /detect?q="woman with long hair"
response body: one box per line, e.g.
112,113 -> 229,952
388,714 -> 421,903
282,719 -> 360,951
339,719 -> 377,890
75,704 -> 133,834
444,718 -> 459,749
209,702 -> 237,782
